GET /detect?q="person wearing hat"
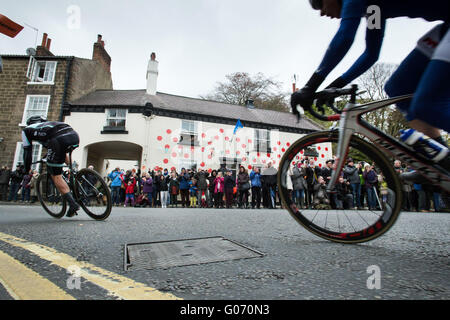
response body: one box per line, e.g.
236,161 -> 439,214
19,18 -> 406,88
7,164 -> 23,202
343,158 -> 362,209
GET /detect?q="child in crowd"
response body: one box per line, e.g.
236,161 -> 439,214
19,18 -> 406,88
124,178 -> 136,207
189,178 -> 198,208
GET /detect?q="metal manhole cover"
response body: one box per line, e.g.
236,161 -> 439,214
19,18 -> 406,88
124,236 -> 264,271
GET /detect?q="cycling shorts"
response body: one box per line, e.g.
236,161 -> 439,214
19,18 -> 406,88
47,130 -> 80,176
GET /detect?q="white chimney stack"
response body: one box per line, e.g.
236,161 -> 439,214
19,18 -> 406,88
146,52 -> 158,95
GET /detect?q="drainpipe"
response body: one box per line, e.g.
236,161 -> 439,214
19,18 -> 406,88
59,56 -> 74,121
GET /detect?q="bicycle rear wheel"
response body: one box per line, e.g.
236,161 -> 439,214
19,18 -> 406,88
74,169 -> 112,221
36,173 -> 66,219
278,131 -> 403,244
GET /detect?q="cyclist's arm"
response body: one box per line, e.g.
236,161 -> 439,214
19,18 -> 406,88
22,130 -> 33,173
340,21 -> 385,84
316,17 -> 361,78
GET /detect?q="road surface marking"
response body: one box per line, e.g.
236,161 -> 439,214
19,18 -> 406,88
0,249 -> 75,300
0,232 -> 181,300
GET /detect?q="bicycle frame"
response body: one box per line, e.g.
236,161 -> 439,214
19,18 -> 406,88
327,95 -> 450,194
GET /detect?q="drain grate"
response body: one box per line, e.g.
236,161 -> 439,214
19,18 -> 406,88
124,236 -> 264,271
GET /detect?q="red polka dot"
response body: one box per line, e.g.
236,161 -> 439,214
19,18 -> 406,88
208,168 -> 212,173
225,137 -> 229,141
165,144 -> 170,149
163,159 -> 169,164
314,157 -> 318,161
318,146 -> 321,151
236,151 -> 241,155
242,144 -> 247,149
319,163 -> 322,167
321,154 -> 325,158
201,147 -> 205,152
277,141 -> 281,145
219,128 -> 224,133
278,154 -> 281,158
253,158 -> 257,163
200,162 -> 205,167
248,139 -> 252,143
171,152 -> 177,158
178,145 -> 183,149
300,150 -> 304,154
257,152 -> 260,157
273,147 -> 278,152
282,148 -> 286,152
171,167 -> 176,171
248,165 -> 252,170
286,142 -> 291,147
202,133 -> 206,138
214,135 -> 219,140
226,150 -> 230,155
242,157 -> 247,162
208,155 -> 212,159
236,138 -> 241,142
173,137 -> 178,143
157,136 -> 163,141
325,147 -> 329,151
262,160 -> 266,164
184,154 -> 189,159
166,129 -> 172,134
190,146 -> 195,151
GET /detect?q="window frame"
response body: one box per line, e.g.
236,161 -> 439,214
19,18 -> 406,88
26,57 -> 57,84
105,108 -> 128,128
13,142 -> 43,172
254,129 -> 271,153
20,95 -> 51,127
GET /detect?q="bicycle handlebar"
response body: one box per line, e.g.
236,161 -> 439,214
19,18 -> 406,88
306,84 -> 362,122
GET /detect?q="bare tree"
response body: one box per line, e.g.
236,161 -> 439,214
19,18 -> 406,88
201,72 -> 290,112
358,63 -> 408,137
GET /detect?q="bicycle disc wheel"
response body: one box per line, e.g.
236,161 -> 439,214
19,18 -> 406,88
36,173 -> 66,219
74,169 -> 112,220
278,131 -> 403,244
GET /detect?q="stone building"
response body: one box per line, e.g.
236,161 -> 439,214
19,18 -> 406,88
0,33 -> 113,169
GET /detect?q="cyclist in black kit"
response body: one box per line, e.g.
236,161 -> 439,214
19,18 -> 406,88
22,116 -> 81,217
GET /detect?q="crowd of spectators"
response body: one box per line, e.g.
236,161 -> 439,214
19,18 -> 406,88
0,157 -> 446,212
106,162 -> 279,209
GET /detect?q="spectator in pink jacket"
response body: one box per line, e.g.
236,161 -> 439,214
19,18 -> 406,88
213,172 -> 224,208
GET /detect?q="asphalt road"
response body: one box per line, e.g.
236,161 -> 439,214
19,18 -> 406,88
0,204 -> 448,300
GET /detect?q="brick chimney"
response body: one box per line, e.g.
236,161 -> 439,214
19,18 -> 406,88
146,52 -> 158,95
36,33 -> 54,56
92,34 -> 111,73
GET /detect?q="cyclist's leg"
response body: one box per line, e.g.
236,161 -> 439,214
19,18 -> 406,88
407,26 -> 450,133
48,133 -> 80,216
385,23 -> 449,138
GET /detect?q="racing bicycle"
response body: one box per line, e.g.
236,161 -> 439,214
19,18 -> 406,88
278,85 -> 450,244
35,145 -> 112,220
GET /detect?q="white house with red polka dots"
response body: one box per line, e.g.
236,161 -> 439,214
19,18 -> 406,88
63,53 -> 331,176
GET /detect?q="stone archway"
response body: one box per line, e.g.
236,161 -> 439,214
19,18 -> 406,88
84,141 -> 143,176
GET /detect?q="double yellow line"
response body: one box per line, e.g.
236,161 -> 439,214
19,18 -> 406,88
0,232 -> 181,300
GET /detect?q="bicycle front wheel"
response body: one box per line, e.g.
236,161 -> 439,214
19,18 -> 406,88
278,131 -> 403,244
36,173 -> 66,219
74,169 -> 112,221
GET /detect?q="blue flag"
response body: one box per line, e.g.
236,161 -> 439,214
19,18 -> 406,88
233,119 -> 244,135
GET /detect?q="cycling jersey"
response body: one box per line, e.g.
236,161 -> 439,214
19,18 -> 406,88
22,121 -> 79,175
316,0 -> 449,82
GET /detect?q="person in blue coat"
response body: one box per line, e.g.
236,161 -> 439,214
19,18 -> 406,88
250,166 -> 262,209
108,167 -> 123,206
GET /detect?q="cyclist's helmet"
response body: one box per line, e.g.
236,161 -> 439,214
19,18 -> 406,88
309,0 -> 323,10
26,115 -> 47,126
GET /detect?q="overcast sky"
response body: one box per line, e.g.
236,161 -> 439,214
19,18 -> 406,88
1,0 -> 441,99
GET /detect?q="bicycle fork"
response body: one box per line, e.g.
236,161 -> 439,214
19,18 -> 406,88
327,104 -> 356,193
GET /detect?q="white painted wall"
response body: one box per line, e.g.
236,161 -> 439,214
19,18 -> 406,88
65,111 -> 332,176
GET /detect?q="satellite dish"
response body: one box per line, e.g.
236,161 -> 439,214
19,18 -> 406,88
26,48 -> 36,56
